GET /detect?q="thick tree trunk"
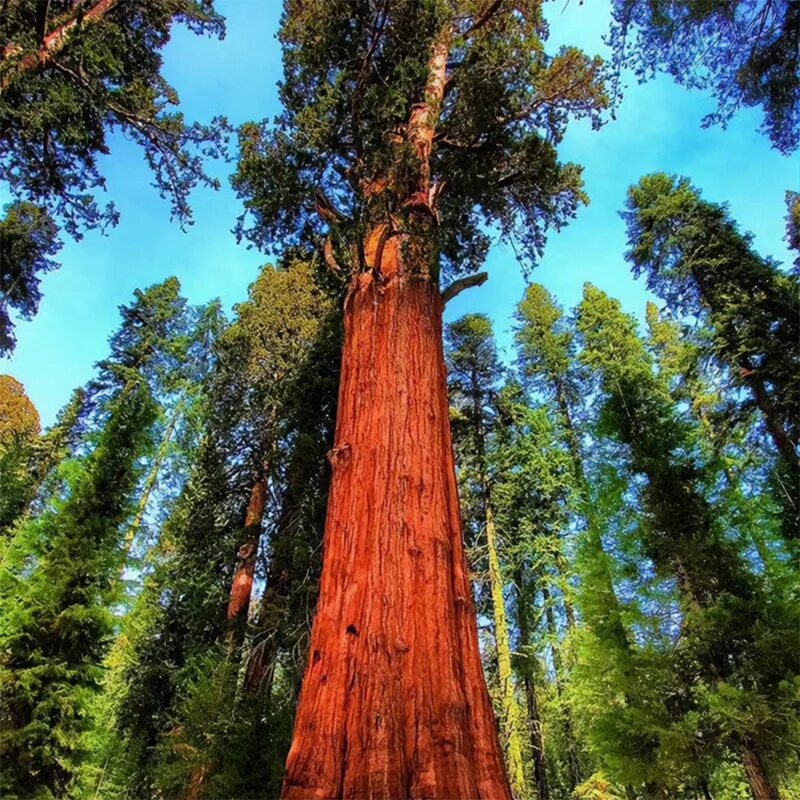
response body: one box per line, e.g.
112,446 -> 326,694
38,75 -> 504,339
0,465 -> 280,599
739,738 -> 779,800
281,235 -> 511,799
485,501 -> 527,798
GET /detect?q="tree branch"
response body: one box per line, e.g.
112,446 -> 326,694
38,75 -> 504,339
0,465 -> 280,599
1,0 -> 120,90
441,272 -> 488,304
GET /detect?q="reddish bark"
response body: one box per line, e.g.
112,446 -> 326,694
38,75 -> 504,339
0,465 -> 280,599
281,232 -> 512,799
739,739 -> 779,800
1,0 -> 120,88
226,475 -> 267,623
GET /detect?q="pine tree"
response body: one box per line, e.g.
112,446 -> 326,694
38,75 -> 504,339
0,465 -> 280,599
233,3 -> 606,794
0,202 -> 60,354
446,314 -> 528,798
105,256 -> 340,799
0,378 -> 156,798
576,283 -> 800,800
624,173 -> 800,539
490,382 -> 577,799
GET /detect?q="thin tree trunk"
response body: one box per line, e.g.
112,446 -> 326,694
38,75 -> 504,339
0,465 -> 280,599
515,571 -> 550,800
541,582 -> 581,789
119,399 -> 182,574
226,473 -> 268,625
485,501 -> 527,798
281,232 -> 511,798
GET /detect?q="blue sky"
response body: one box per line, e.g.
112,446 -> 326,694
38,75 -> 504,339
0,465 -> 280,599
4,0 -> 796,427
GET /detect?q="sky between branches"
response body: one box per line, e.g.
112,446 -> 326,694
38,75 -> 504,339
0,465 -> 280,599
3,0 -> 795,427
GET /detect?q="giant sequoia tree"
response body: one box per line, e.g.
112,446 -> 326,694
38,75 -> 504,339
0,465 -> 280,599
233,1 -> 605,795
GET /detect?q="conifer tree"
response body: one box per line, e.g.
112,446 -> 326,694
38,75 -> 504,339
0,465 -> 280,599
576,283 -> 800,800
0,378 -> 156,798
105,256 -> 340,799
446,314 -> 528,798
0,375 -> 41,533
624,173 -> 800,539
233,3 -> 606,793
489,383 -> 577,799
515,283 -> 627,791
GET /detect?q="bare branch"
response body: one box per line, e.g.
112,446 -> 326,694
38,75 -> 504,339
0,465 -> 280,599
441,272 -> 488,304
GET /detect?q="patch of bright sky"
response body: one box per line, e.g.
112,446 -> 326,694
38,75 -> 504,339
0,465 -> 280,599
4,0 -> 796,426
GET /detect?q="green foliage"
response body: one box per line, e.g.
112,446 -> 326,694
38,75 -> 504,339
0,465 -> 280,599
625,173 -> 800,540
574,283 -> 800,795
0,202 -> 61,354
100,255 -> 340,797
233,0 -> 606,277
0,380 -> 156,799
0,374 -> 41,533
608,0 -> 800,153
0,0 -> 229,344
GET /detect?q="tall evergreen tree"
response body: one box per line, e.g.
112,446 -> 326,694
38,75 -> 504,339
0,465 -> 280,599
624,173 -> 800,539
0,378 -> 156,798
446,314 -> 528,798
0,202 -> 60,353
490,383 -> 577,800
105,256 -> 340,799
576,283 -> 800,800
233,3 -> 606,794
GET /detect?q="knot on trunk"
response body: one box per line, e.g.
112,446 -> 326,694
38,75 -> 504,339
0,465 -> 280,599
327,443 -> 352,469
236,541 -> 257,562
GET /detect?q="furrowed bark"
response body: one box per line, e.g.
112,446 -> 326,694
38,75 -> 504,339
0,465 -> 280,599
281,231 -> 511,799
226,473 -> 268,625
283,20 -> 510,797
739,738 -> 779,800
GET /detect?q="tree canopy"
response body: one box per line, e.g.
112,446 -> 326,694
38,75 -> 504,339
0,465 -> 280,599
233,0 -> 606,279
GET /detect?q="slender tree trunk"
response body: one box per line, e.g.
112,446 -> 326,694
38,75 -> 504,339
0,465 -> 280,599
541,582 -> 581,789
514,571 -> 550,800
739,738 -> 779,800
226,473 -> 268,625
281,232 -> 511,798
119,399 -> 182,574
485,501 -> 527,798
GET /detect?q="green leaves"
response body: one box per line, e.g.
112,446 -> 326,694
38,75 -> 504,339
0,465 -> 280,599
233,0 -> 607,277
0,0 -> 230,350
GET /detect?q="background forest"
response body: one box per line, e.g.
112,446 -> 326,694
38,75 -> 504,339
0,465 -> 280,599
1,1 -> 798,800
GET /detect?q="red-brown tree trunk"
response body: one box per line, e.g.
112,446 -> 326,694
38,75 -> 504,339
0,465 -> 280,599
739,738 -> 779,800
226,474 -> 268,624
281,234 -> 512,799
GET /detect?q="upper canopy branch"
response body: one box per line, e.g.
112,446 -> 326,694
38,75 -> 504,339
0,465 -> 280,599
1,0 -> 121,90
